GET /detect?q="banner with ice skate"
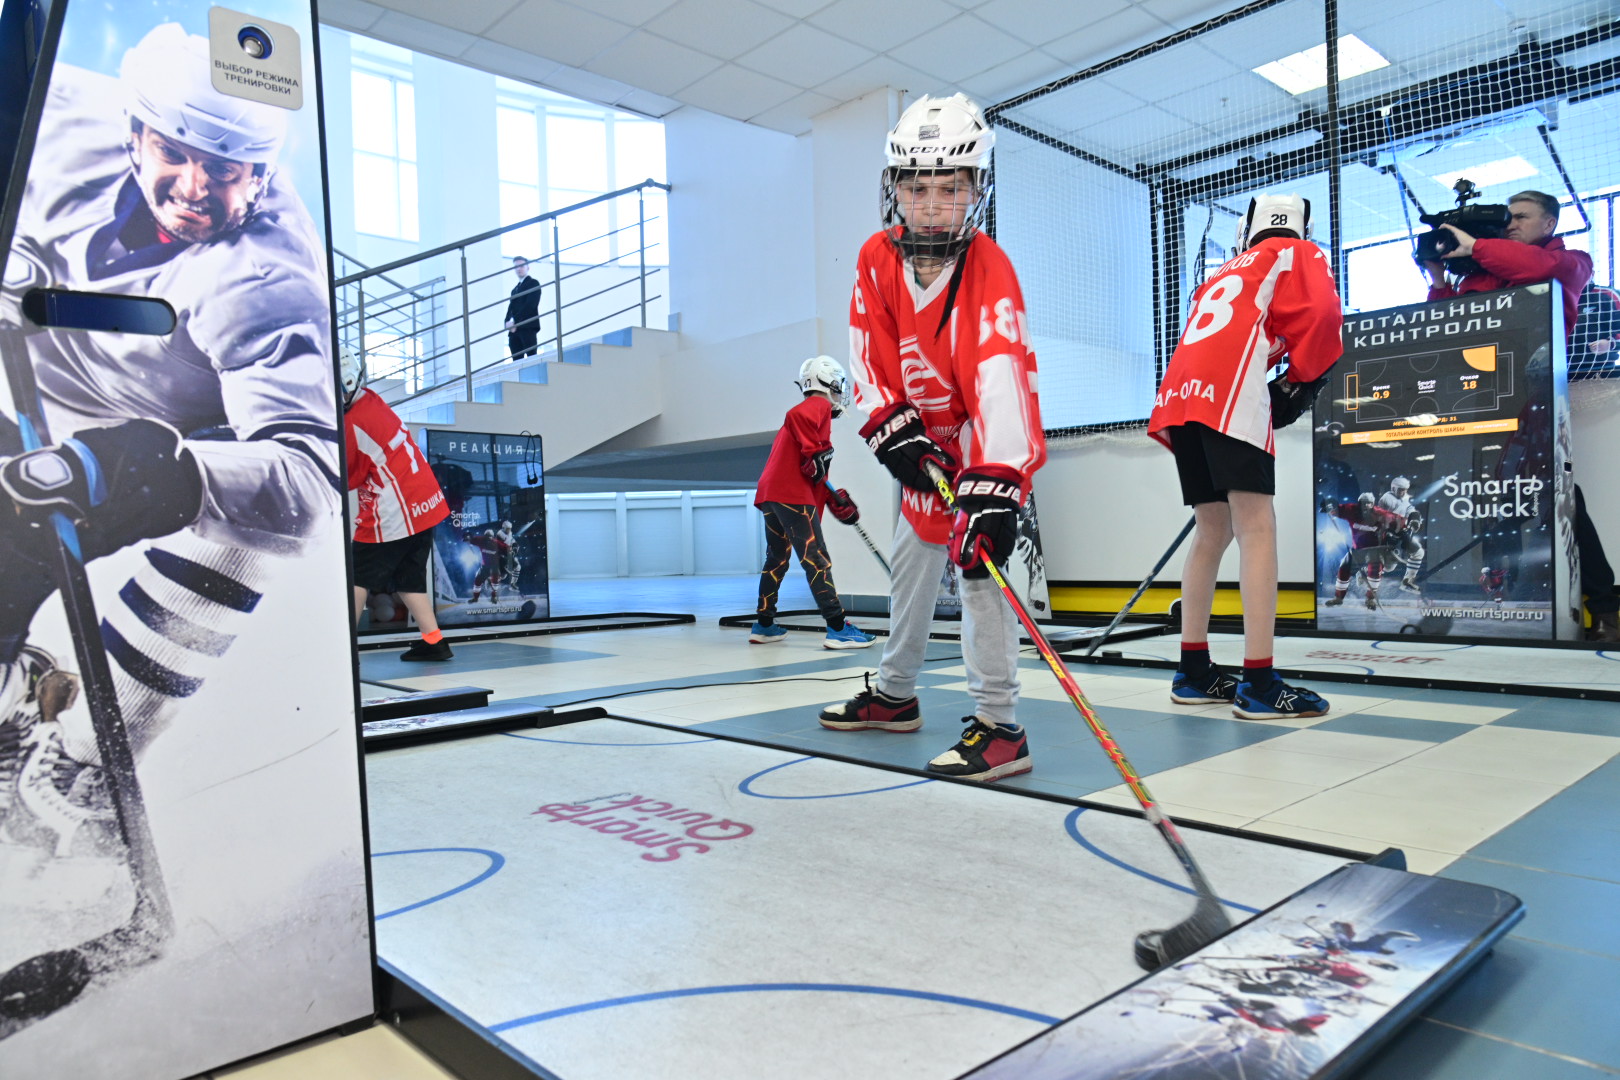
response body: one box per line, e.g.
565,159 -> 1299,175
0,2 -> 373,1077
1312,285 -> 1578,641
425,429 -> 550,626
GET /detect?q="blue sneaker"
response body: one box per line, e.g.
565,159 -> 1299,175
749,622 -> 787,644
1170,664 -> 1238,704
1232,678 -> 1329,720
824,622 -> 876,650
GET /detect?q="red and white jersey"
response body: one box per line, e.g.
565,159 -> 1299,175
345,388 -> 449,543
1148,237 -> 1343,455
755,395 -> 833,508
849,229 -> 1046,543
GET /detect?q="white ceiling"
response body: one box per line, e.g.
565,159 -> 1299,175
318,0 -> 1245,134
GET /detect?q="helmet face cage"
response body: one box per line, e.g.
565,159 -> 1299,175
340,348 -> 367,407
881,165 -> 993,264
1391,476 -> 1410,495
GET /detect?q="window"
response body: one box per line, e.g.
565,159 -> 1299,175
351,40 -> 418,241
494,79 -> 667,268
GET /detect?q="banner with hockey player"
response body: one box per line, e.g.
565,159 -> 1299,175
937,487 -> 1049,620
425,430 -> 549,626
1312,285 -> 1578,640
0,2 -> 373,1077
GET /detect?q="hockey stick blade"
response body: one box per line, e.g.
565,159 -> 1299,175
1134,894 -> 1233,971
923,462 -> 1233,975
0,891 -> 167,1036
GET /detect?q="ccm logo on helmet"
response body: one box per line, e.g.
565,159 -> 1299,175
959,480 -> 1019,500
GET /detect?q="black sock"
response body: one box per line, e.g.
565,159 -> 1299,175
757,616 -> 774,627
828,617 -> 846,632
1181,644 -> 1211,677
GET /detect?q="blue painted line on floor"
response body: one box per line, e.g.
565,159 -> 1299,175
738,756 -> 936,799
372,847 -> 506,919
1063,808 -> 1259,914
489,983 -> 1061,1032
503,732 -> 716,747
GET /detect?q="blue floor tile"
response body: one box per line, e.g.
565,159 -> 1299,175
1311,712 -> 1476,742
1441,857 -> 1620,959
1349,1016 -> 1610,1080
1422,936 -> 1620,1070
1468,806 -> 1620,880
1493,702 -> 1620,737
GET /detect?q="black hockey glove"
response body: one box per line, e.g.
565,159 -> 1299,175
949,466 -> 1022,579
826,487 -> 859,526
802,447 -> 834,486
1269,373 -> 1330,430
1,419 -> 203,562
1405,510 -> 1424,532
859,402 -> 958,494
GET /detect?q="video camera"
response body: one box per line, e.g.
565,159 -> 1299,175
1413,179 -> 1510,276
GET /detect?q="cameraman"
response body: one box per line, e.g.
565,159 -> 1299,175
1419,190 -> 1617,642
1421,190 -> 1590,330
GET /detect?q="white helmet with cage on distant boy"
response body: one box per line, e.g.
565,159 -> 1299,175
1236,193 -> 1311,251
881,93 -> 995,262
798,354 -> 850,417
340,347 -> 367,408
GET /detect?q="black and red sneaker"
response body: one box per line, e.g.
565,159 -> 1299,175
925,718 -> 1031,782
818,673 -> 921,732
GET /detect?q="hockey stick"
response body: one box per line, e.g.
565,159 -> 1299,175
0,10 -> 173,1025
1084,515 -> 1196,656
826,479 -> 890,576
925,463 -> 1231,969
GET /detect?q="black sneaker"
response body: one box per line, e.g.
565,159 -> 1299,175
818,672 -> 920,731
401,640 -> 453,662
925,718 -> 1031,782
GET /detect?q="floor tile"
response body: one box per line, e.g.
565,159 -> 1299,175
214,1025 -> 454,1078
1090,765 -> 1321,820
1441,857 -> 1620,959
1357,699 -> 1520,724
1399,725 -> 1620,786
1311,713 -> 1479,743
1189,744 -> 1390,787
1261,729 -> 1438,764
1257,787 -> 1528,855
1422,936 -> 1620,1071
1466,808 -> 1620,880
1336,763 -> 1563,819
1241,821 -> 1448,871
1350,1016 -> 1612,1080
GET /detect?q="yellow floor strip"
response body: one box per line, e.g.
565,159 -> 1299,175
1049,586 -> 1316,620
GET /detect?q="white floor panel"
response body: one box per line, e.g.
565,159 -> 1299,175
367,720 -> 1354,1080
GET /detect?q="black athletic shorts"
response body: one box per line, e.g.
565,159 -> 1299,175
1167,422 -> 1275,505
353,530 -> 434,594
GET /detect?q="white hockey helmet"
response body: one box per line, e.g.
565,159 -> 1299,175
798,354 -> 850,417
122,23 -> 288,166
881,93 -> 994,262
340,346 -> 367,407
1390,476 -> 1411,495
1237,193 -> 1311,250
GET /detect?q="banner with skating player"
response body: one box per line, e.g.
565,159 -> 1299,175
0,0 -> 373,1076
1312,285 -> 1578,640
937,486 -> 1049,619
425,430 -> 549,626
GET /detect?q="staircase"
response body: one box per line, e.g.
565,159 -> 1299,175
385,326 -> 678,467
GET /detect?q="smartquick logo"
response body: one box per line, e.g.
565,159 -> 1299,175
1423,607 -> 1546,621
1443,475 -> 1542,521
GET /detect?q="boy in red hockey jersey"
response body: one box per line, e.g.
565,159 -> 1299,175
1148,194 -> 1342,719
342,351 -> 453,661
817,94 -> 1046,782
751,355 -> 875,650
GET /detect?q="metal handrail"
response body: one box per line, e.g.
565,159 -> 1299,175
335,180 -> 671,407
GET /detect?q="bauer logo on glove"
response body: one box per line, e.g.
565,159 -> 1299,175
859,401 -> 959,494
948,465 -> 1022,578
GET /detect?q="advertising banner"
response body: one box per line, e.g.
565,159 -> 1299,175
1313,285 -> 1578,640
0,1 -> 373,1076
425,430 -> 549,626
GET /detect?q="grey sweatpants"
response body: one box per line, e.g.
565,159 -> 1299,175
876,515 -> 1021,727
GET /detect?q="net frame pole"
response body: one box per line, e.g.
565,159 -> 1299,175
1326,0 -> 1346,291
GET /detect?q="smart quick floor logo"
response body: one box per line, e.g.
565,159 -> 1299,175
1443,475 -> 1542,521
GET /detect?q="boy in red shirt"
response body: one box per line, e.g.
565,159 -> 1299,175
342,351 -> 453,661
752,356 -> 875,650
1147,194 -> 1342,718
817,94 -> 1046,782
